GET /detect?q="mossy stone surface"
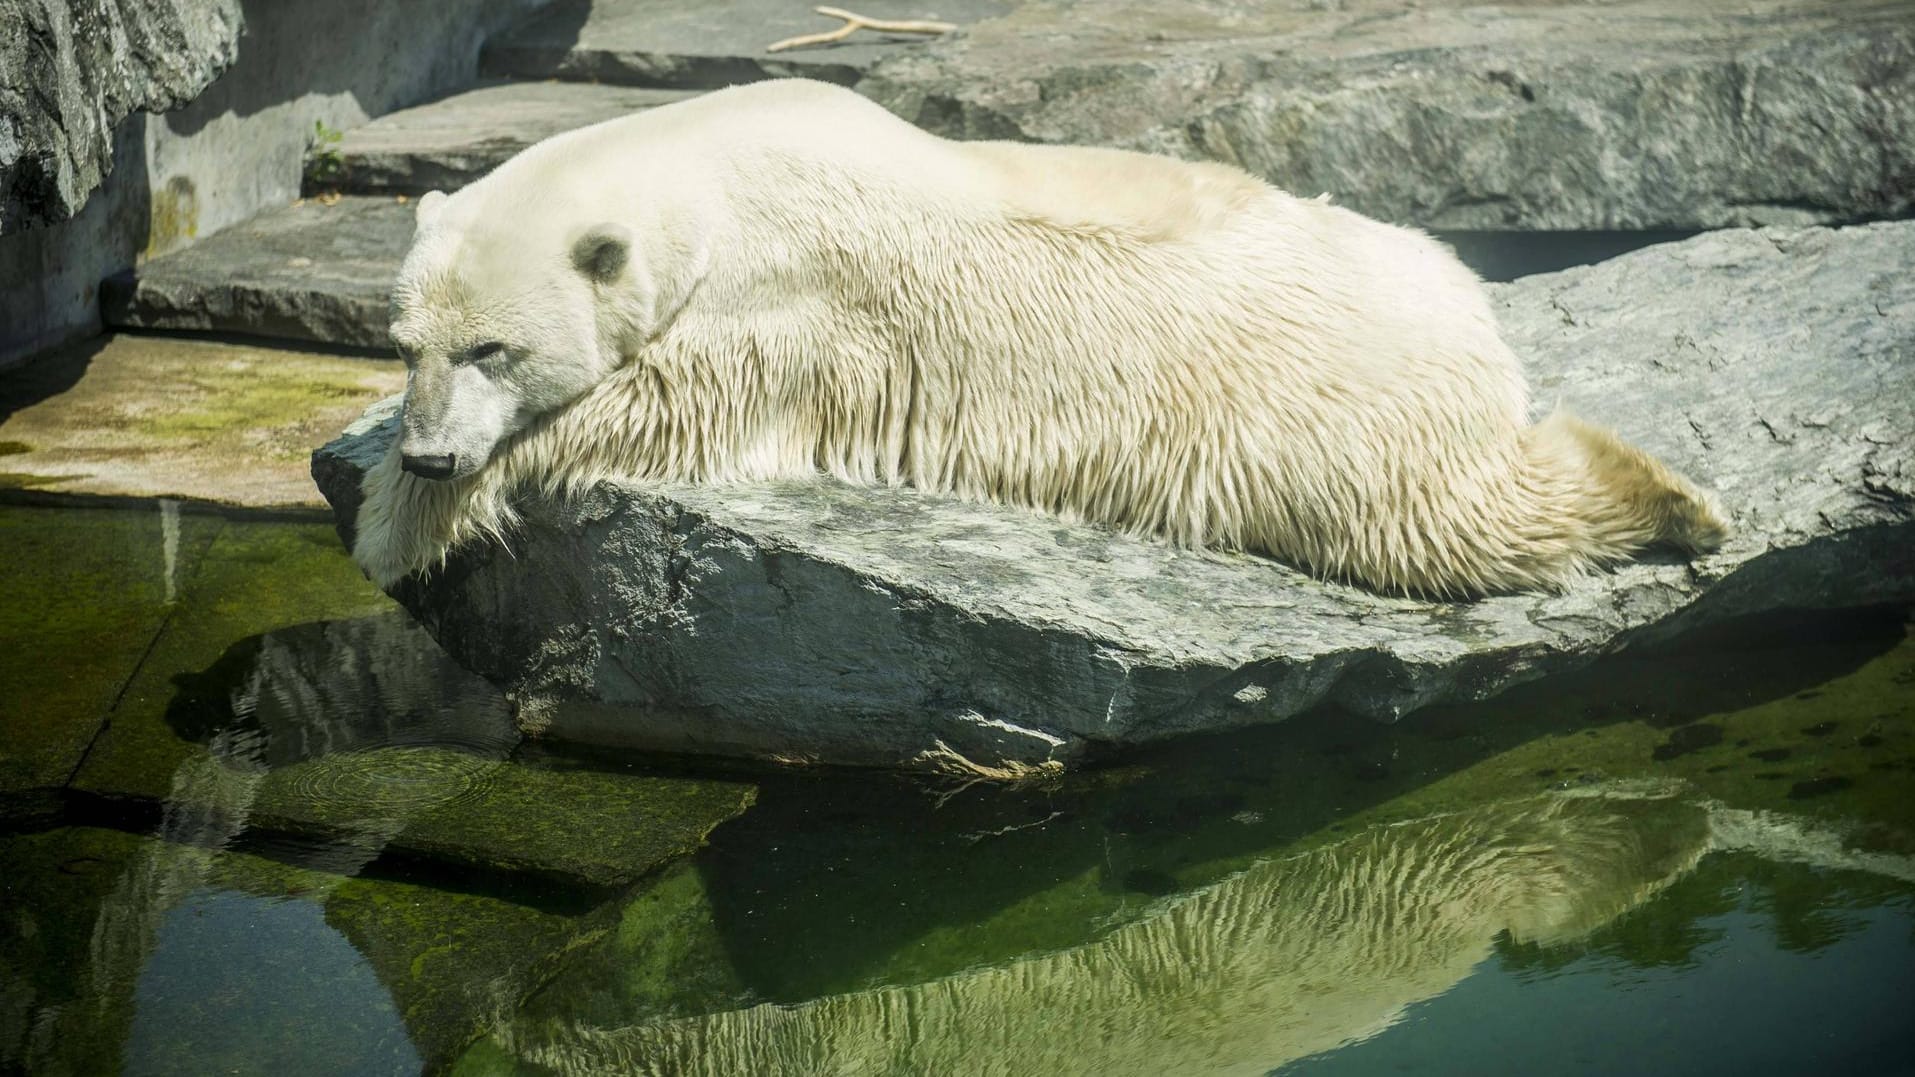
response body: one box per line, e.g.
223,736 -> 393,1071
0,334 -> 401,509
511,860 -> 749,1031
0,506 -> 220,804
71,519 -> 393,801
235,749 -> 758,888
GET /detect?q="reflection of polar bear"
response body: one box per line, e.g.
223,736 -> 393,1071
496,794 -> 1713,1075
355,78 -> 1723,597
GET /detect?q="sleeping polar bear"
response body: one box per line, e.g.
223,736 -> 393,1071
355,78 -> 1725,598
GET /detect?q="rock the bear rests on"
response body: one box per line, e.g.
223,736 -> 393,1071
354,79 -> 1725,598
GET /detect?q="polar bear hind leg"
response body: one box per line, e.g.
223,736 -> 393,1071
1519,411 -> 1728,580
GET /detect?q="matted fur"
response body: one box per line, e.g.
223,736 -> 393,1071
355,79 -> 1726,597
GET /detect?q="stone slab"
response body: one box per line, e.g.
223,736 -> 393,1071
0,334 -> 403,509
307,81 -> 701,196
857,0 -> 1915,231
101,196 -> 414,350
483,0 -> 1010,87
315,222 -> 1915,771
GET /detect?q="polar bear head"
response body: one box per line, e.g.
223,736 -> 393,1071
385,187 -> 683,482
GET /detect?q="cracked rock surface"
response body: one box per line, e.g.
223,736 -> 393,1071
1,0 -> 242,231
314,223 -> 1915,770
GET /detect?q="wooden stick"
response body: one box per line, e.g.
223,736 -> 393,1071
766,6 -> 957,52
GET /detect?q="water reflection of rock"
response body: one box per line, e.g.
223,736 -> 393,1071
513,792 -> 1713,1076
5,613 -> 514,1072
167,610 -> 515,766
151,610 -> 514,879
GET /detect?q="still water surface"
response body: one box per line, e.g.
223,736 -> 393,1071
3,504 -> 1912,1075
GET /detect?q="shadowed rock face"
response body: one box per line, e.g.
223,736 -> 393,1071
314,223 -> 1915,771
496,793 -> 1713,1075
0,0 -> 242,232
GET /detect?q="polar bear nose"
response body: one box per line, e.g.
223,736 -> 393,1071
401,452 -> 458,480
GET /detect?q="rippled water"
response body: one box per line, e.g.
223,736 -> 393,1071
2,504 -> 1912,1075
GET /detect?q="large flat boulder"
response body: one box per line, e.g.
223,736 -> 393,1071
313,223 -> 1915,771
859,0 -> 1915,231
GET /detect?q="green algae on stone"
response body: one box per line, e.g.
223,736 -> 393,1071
511,860 -> 752,1033
0,506 -> 220,804
0,334 -> 403,509
316,867 -> 600,1066
239,749 -> 757,888
72,519 -> 393,803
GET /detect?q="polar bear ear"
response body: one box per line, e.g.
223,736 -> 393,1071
571,224 -> 631,284
414,190 -> 449,229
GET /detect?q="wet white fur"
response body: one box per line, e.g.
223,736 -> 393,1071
357,78 -> 1725,597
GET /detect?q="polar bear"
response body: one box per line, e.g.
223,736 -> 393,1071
354,78 -> 1725,598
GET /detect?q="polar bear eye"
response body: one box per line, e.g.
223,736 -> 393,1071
460,341 -> 507,365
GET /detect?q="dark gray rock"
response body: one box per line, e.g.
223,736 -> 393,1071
313,221 -> 1915,772
307,81 -> 700,196
102,195 -> 411,349
859,0 -> 1915,232
0,0 -> 242,232
483,0 -> 1010,88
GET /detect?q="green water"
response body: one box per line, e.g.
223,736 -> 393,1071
2,503 -> 1912,1075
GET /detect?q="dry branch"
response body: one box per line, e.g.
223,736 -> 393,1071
766,6 -> 957,52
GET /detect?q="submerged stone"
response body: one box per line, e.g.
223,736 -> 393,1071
90,606 -> 756,889
0,823 -> 602,1072
1653,723 -> 1726,762
0,506 -> 218,811
314,223 -> 1915,771
70,519 -> 396,802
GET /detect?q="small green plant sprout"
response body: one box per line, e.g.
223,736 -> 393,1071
308,118 -> 348,191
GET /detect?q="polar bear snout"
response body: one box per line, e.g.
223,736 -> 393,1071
400,452 -> 459,481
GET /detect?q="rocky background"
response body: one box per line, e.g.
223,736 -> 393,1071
0,0 -> 242,232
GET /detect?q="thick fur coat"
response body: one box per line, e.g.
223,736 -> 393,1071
355,78 -> 1725,597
